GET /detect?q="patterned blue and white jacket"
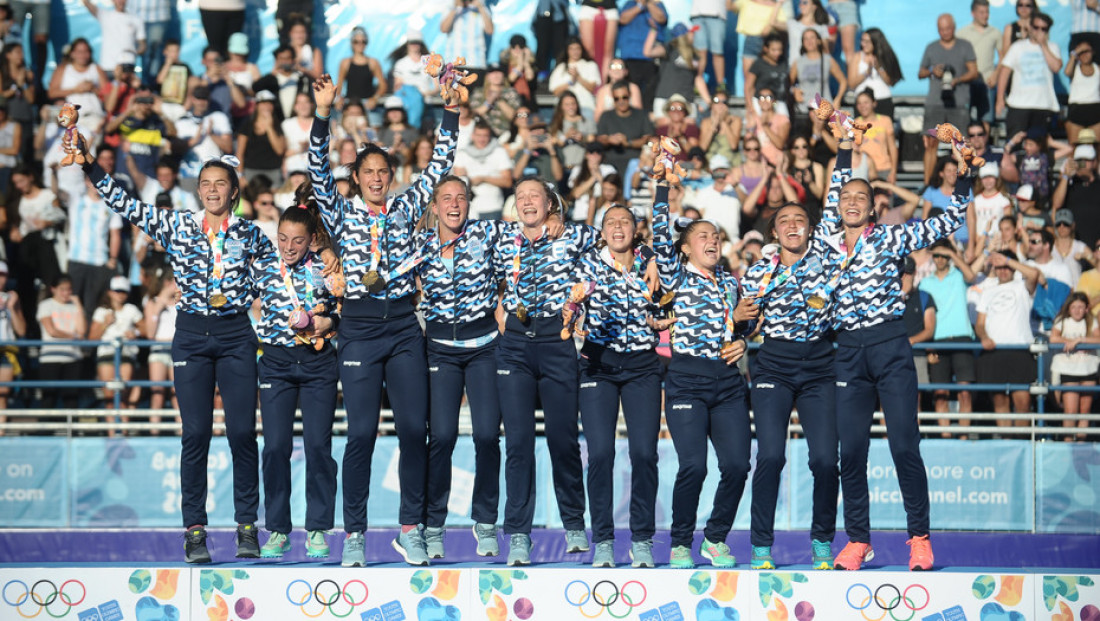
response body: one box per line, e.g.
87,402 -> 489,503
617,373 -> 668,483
576,245 -> 660,353
252,251 -> 338,347
86,164 -> 273,317
307,111 -> 458,307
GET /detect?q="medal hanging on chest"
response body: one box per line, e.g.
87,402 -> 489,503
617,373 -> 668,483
360,211 -> 388,294
204,217 -> 229,308
511,234 -> 530,322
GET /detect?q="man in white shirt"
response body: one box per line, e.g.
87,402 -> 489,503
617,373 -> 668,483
997,11 -> 1062,138
453,121 -> 513,220
687,154 -> 742,242
1026,228 -> 1075,287
82,0 -> 146,73
173,85 -> 232,183
957,0 -> 1002,123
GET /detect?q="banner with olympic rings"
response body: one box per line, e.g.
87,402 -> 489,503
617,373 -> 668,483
0,568 -> 190,621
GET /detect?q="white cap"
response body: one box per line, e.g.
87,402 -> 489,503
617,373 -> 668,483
1074,144 -> 1097,160
978,162 -> 999,178
709,154 -> 732,172
254,90 -> 276,103
1015,184 -> 1034,201
109,275 -> 130,292
383,96 -> 404,110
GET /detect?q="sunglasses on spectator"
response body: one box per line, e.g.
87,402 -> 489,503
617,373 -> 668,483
614,95 -> 630,101
352,39 -> 367,45
933,254 -> 951,260
968,131 -> 985,138
757,95 -> 774,101
610,62 -> 625,69
1031,24 -> 1048,31
256,199 -> 274,205
712,96 -> 726,104
1057,222 -> 1072,227
1029,239 -> 1042,245
792,143 -> 808,149
1017,2 -> 1033,7
744,146 -> 761,152
516,112 -> 529,118
668,105 -> 685,112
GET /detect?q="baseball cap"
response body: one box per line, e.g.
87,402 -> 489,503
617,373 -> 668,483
977,162 -> 999,178
1077,128 -> 1097,145
228,32 -> 249,56
669,23 -> 700,39
254,90 -> 276,103
1074,144 -> 1097,160
109,275 -> 130,292
709,154 -> 732,172
383,96 -> 404,110
1055,209 -> 1075,226
1015,184 -> 1034,201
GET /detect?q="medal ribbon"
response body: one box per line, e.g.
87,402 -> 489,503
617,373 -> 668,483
279,258 -> 315,311
387,227 -> 466,281
368,212 -> 388,274
609,247 -> 652,302
510,233 -> 528,311
755,253 -> 805,300
819,225 -> 874,300
203,217 -> 229,299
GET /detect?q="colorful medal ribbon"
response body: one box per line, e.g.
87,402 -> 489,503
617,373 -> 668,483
368,211 -> 388,275
818,225 -> 874,301
387,226 -> 466,281
510,233 -> 529,315
280,258 -> 315,311
203,217 -> 229,305
755,253 -> 804,300
610,247 -> 651,302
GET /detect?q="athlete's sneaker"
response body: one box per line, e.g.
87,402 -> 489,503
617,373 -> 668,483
507,533 -> 532,566
811,539 -> 833,570
473,523 -> 500,557
906,535 -> 934,571
592,540 -> 615,568
306,530 -> 329,559
630,540 -> 655,568
834,541 -> 874,570
341,532 -> 366,567
700,538 -> 737,568
236,524 -> 260,559
393,525 -> 430,566
184,526 -> 211,564
670,545 -> 694,569
424,526 -> 445,559
565,529 -> 590,553
260,532 -> 290,558
750,545 -> 775,569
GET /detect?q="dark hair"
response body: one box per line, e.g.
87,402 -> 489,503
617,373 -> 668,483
673,218 -> 717,263
198,159 -> 241,208
970,0 -> 989,8
348,143 -> 398,198
799,28 -> 826,56
1033,12 -> 1053,29
65,37 -> 95,65
549,91 -> 581,136
763,33 -> 784,49
558,36 -> 592,65
611,80 -> 631,93
513,174 -> 566,214
164,38 -> 181,48
997,248 -> 1019,262
282,182 -> 335,252
1033,228 -> 1054,248
767,201 -> 814,244
51,273 -> 72,289
801,0 -> 829,25
856,88 -> 876,104
930,156 -> 959,188
156,156 -> 179,174
273,44 -> 294,59
863,28 -> 903,85
1055,292 -> 1094,331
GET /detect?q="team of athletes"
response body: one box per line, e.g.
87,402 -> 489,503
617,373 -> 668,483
69,69 -> 973,571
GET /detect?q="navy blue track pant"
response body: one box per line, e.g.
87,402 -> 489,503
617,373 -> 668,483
426,339 -> 502,527
835,320 -> 930,541
173,312 -> 258,528
259,343 -> 339,533
664,354 -> 751,548
749,338 -> 839,546
578,344 -> 662,543
496,330 -> 586,535
339,313 -> 429,531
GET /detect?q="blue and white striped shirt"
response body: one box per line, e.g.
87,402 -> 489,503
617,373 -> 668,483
67,192 -> 123,266
444,7 -> 489,68
252,251 -> 338,347
126,0 -> 171,24
577,246 -> 660,353
1073,0 -> 1100,35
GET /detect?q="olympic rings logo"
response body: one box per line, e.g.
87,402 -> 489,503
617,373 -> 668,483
3,580 -> 87,619
285,579 -> 369,618
846,583 -> 931,621
564,580 -> 648,619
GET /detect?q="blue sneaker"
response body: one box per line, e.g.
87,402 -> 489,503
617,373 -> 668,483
393,525 -> 430,566
260,532 -> 290,558
750,545 -> 775,569
507,533 -> 532,566
341,532 -> 365,567
565,529 -> 590,553
670,545 -> 694,569
630,540 -> 655,568
592,540 -> 615,568
424,526 -> 445,559
700,538 -> 736,568
472,523 -> 499,557
306,530 -> 329,559
812,539 -> 832,570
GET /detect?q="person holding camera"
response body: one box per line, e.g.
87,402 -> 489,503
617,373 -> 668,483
107,85 -> 174,179
81,0 -> 145,75
1054,144 -> 1100,249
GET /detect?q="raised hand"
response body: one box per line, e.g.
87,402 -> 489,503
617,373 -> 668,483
312,74 -> 337,117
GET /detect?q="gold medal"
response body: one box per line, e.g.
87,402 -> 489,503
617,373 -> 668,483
361,270 -> 386,294
516,302 -> 529,322
659,290 -> 676,306
806,294 -> 826,310
210,294 -> 228,308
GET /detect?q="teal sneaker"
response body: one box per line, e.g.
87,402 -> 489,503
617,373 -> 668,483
700,538 -> 737,568
424,526 -> 445,559
750,545 -> 775,569
392,526 -> 430,566
630,540 -> 655,568
811,539 -> 832,570
473,523 -> 499,557
260,532 -> 290,558
565,529 -> 590,553
341,532 -> 366,567
507,533 -> 532,566
592,540 -> 615,568
306,530 -> 329,559
670,545 -> 694,569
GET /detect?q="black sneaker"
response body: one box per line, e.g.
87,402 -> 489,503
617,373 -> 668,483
236,523 -> 260,559
184,527 -> 212,564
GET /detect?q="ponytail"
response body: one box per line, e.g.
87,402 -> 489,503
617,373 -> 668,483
280,181 -> 335,254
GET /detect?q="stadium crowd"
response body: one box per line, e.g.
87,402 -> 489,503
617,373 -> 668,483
0,0 -> 1096,446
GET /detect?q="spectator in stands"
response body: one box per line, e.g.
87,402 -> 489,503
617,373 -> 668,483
700,91 -> 740,164
197,0 -> 245,57
0,102 -> 22,195
550,92 -> 596,170
568,142 -> 617,223
691,154 -> 742,242
1077,241 -> 1100,316
336,28 -> 386,121
454,101 -> 475,152
920,240 -> 977,437
593,59 -> 642,122
501,35 -> 536,108
656,95 -> 699,158
1002,0 -> 1035,54
595,80 -> 654,176
109,89 -> 173,179
174,85 -> 234,181
853,90 -> 896,184
1053,210 -> 1092,288
90,275 -> 144,415
144,273 -> 179,428
128,155 -> 197,214
286,19 -> 323,81
966,121 -> 1002,168
647,23 -> 708,120
688,0 -> 729,92
730,135 -> 766,204
745,33 -> 789,127
1006,128 -> 1053,207
66,176 -> 123,323
0,262 -> 26,425
1071,0 -> 1100,55
741,158 -> 801,236
787,135 -> 824,215
578,0 -> 619,80
1027,229 -> 1074,288
472,66 -> 522,138
790,28 -> 847,136
254,45 -> 309,121
1016,184 -> 1049,232
902,257 -> 936,403
225,33 -> 260,96
549,38 -> 601,120
441,0 -> 493,75
787,0 -> 833,66
513,118 -> 563,184
1050,292 -> 1099,441
586,171 -> 625,227
130,0 -> 171,86
48,38 -> 109,134
973,162 -> 1012,241
976,250 -> 1040,422
378,98 -> 419,165
732,0 -> 787,89
1064,42 -> 1100,146
618,0 -> 666,109
998,11 -> 1061,138
37,274 -> 86,409
155,40 -> 191,105
919,14 -> 978,185
958,0 -> 1001,123
11,163 -> 63,335
101,64 -> 141,145
848,28 -> 903,119
1054,144 -> 1100,249
871,179 -> 923,225
399,136 -> 435,190
922,157 -> 973,255
389,31 -> 435,128
0,5 -> 17,51
0,43 -> 34,162
82,0 -> 146,75
237,91 -> 287,185
453,120 -> 512,220
747,87 -> 789,168
532,0 -> 570,81
10,0 -> 48,81
192,47 -> 246,117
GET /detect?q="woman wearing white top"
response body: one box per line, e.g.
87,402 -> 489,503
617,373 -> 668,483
1050,292 -> 1100,441
548,38 -> 601,119
287,20 -> 323,81
47,38 -> 108,133
280,92 -> 315,175
90,276 -> 144,431
1065,41 -> 1100,145
785,0 -> 834,65
0,263 -> 27,434
846,28 -> 903,119
145,273 -> 180,433
592,58 -> 642,122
